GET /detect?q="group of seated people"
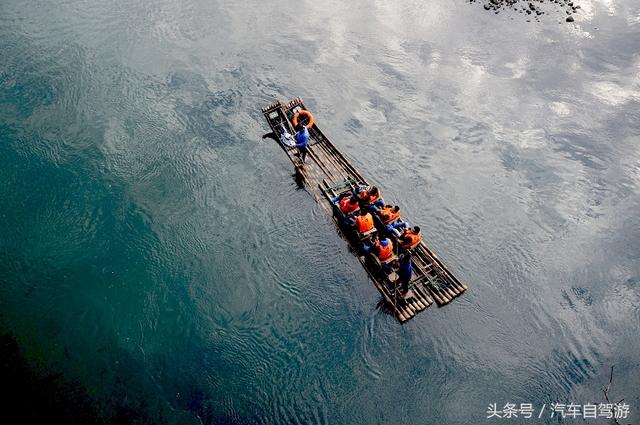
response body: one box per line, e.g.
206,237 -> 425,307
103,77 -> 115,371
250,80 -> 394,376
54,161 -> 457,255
331,185 -> 423,297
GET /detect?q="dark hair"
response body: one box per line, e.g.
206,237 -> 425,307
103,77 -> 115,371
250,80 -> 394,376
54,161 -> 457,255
349,196 -> 359,204
393,206 -> 400,212
369,187 -> 379,196
413,226 -> 420,233
359,209 -> 368,216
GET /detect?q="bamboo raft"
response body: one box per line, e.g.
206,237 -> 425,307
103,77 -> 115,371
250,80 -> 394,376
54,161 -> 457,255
261,97 -> 467,322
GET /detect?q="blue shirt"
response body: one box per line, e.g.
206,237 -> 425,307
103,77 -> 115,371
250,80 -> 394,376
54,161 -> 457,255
295,127 -> 309,148
399,255 -> 413,281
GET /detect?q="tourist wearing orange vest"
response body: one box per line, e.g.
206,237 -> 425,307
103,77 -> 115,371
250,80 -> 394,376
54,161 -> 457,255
338,195 -> 359,214
400,226 -> 422,249
373,237 -> 394,261
379,205 -> 400,224
358,186 -> 383,208
354,209 -> 374,234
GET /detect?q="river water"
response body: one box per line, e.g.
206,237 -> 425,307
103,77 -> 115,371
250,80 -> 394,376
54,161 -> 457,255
0,0 -> 638,423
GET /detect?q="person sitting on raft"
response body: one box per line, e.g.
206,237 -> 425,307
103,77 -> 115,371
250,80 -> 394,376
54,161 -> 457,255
353,209 -> 375,234
363,237 -> 394,262
379,205 -> 401,224
294,123 -> 309,163
385,222 -> 422,249
357,186 -> 384,208
338,195 -> 360,214
400,226 -> 422,249
373,237 -> 394,262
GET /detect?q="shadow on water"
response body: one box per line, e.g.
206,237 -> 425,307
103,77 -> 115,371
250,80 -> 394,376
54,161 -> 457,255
293,170 -> 305,189
0,332 -> 103,424
0,330 -> 269,425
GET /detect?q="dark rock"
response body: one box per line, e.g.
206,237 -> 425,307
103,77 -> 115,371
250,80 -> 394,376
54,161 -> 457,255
472,0 -> 581,23
566,15 -> 574,22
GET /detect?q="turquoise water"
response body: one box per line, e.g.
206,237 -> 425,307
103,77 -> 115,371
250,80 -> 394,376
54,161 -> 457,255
1,0 -> 639,423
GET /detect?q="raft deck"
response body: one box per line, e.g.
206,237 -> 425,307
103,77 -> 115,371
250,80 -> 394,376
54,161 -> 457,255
262,97 -> 467,322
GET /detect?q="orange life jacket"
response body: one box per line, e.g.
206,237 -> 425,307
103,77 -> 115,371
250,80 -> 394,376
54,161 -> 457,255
355,213 -> 374,233
358,191 -> 379,205
402,232 -> 422,248
376,239 -> 394,260
380,207 -> 400,224
339,197 -> 359,214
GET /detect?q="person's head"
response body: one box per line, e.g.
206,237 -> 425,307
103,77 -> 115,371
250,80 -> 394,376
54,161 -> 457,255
413,226 -> 421,234
393,206 -> 400,212
369,186 -> 379,197
360,209 -> 368,216
349,196 -> 358,205
296,123 -> 305,132
380,238 -> 390,248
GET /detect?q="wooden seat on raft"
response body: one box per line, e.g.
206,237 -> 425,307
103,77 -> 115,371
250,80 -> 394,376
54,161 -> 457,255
357,227 -> 377,239
381,254 -> 398,264
370,251 -> 397,266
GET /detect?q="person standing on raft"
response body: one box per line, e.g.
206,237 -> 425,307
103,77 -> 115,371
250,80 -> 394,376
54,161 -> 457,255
294,123 -> 309,164
397,253 -> 413,298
